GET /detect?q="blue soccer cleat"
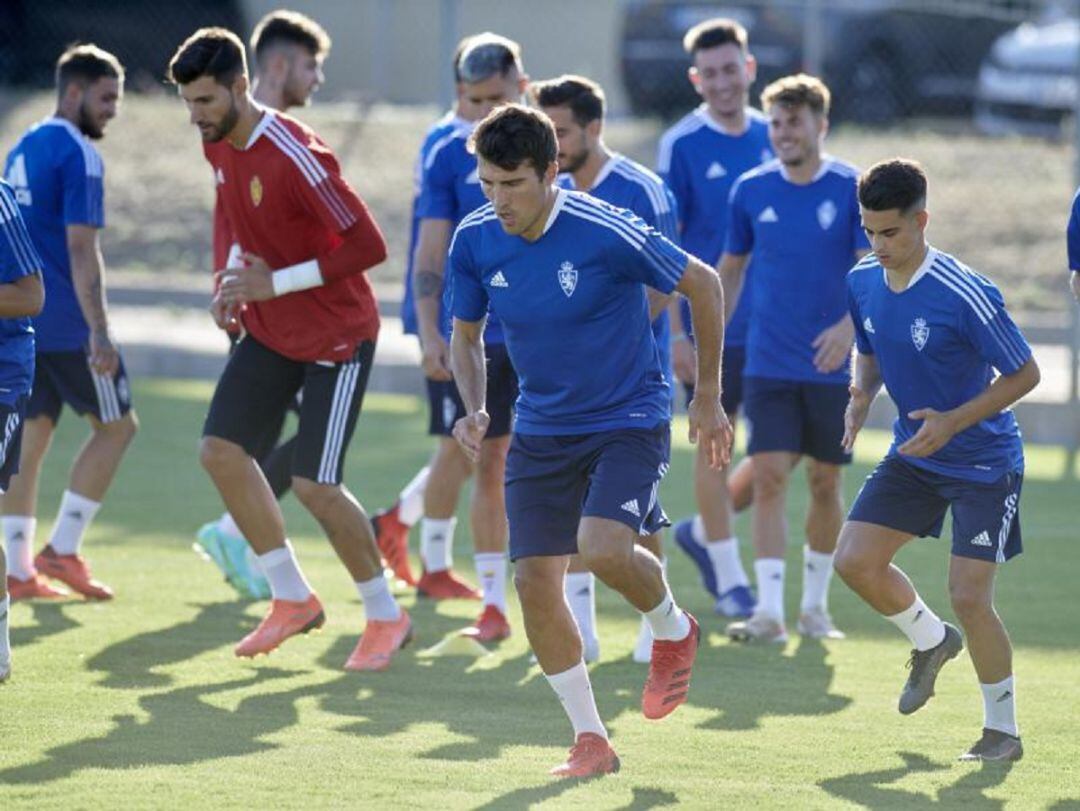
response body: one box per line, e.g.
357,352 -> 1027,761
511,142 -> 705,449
673,518 -> 718,599
219,532 -> 271,601
715,584 -> 756,619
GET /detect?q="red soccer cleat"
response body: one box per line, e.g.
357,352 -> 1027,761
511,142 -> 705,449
7,573 -> 70,601
344,609 -> 413,671
234,593 -> 325,658
460,604 -> 511,642
372,504 -> 417,586
642,612 -> 700,720
550,733 -> 621,779
34,546 -> 113,601
417,568 -> 481,601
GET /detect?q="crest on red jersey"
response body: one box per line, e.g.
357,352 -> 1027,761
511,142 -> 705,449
250,175 -> 263,207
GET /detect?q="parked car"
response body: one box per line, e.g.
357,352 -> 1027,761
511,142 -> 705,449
621,0 -> 1042,124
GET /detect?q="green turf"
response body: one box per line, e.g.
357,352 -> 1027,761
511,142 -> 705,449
2,379 -> 1077,809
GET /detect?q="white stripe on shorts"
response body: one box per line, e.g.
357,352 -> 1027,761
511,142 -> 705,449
88,360 -> 122,423
317,359 -> 361,483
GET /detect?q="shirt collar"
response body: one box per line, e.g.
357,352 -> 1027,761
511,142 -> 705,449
886,244 -> 937,290
244,107 -> 274,150
779,155 -> 832,184
694,104 -> 753,136
542,187 -> 568,235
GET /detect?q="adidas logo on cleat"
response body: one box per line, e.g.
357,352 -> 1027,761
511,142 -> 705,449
620,499 -> 641,518
969,530 -> 992,547
490,271 -> 509,288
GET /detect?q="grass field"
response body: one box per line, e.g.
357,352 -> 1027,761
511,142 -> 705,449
1,379 -> 1077,809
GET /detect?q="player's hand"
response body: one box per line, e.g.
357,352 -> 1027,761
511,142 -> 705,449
209,290 -> 240,331
841,386 -> 873,454
687,389 -> 732,470
453,411 -> 490,463
218,253 -> 275,305
897,407 -> 958,458
88,327 -> 120,377
672,337 -> 696,385
1071,270 -> 1080,305
420,333 -> 453,382
812,316 -> 855,374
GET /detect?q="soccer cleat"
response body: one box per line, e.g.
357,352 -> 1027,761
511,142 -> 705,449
899,622 -> 964,714
417,568 -> 481,601
234,593 -> 325,658
6,573 -> 69,601
673,518 -> 718,599
344,609 -> 413,671
219,534 -> 271,601
372,504 -> 417,586
550,733 -> 620,779
642,612 -> 700,720
726,612 -> 788,644
797,607 -> 846,640
959,728 -> 1024,762
460,604 -> 511,642
632,617 -> 653,664
34,546 -> 113,601
715,584 -> 756,619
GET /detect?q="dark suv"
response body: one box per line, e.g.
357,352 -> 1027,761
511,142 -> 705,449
621,0 -> 1041,123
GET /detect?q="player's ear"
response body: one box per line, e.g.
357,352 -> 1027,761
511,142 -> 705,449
586,118 -> 602,141
232,72 -> 249,98
688,66 -> 701,92
914,208 -> 929,232
517,73 -> 530,95
543,160 -> 558,185
744,53 -> 757,83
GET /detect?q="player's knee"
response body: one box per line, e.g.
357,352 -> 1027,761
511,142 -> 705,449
832,540 -> 869,586
291,476 -> 338,513
948,578 -> 993,624
753,463 -> 788,500
513,564 -> 553,609
807,464 -> 841,503
199,435 -> 241,474
578,534 -> 629,578
96,411 -> 138,445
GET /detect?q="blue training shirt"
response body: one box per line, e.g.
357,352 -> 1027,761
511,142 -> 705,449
848,246 -> 1031,483
0,179 -> 42,400
4,117 -> 104,353
416,119 -> 503,344
657,105 -> 772,346
726,157 -> 870,384
449,188 -> 689,435
1067,186 -> 1080,273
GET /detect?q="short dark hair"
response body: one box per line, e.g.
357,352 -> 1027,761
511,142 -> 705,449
251,10 -> 331,65
858,158 -> 928,213
761,73 -> 831,117
470,103 -> 556,179
168,27 -> 247,87
683,17 -> 748,58
529,74 -> 604,127
457,33 -> 523,85
56,44 -> 124,95
452,34 -> 473,83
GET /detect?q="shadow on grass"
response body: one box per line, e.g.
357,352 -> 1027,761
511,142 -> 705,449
818,750 -> 1015,809
10,600 -> 85,648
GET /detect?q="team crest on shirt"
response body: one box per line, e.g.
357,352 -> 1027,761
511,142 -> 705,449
558,261 -> 578,297
817,199 -> 837,230
250,175 -> 263,207
910,317 -> 930,351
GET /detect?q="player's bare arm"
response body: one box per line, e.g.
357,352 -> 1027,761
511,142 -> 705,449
647,287 -> 671,321
217,252 -> 277,303
812,249 -> 868,374
0,273 -> 44,319
1071,269 -> 1080,304
676,256 -> 732,469
449,315 -> 490,463
717,251 -> 749,325
414,218 -> 455,382
842,351 -> 883,453
668,295 -> 695,385
899,356 -> 1040,458
66,223 -> 118,376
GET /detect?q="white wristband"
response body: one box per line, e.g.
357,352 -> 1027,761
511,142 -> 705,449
271,259 -> 323,296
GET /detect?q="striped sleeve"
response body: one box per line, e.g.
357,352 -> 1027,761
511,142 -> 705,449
0,182 -> 43,281
268,118 -> 360,234
60,142 -> 105,228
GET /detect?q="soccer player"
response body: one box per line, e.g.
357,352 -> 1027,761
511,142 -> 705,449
2,45 -> 137,603
533,73 -> 678,664
836,158 -> 1038,762
449,104 -> 728,778
0,179 -> 47,683
1067,186 -> 1080,304
657,18 -> 772,618
195,9 -> 332,600
168,27 -> 409,669
722,74 -> 870,643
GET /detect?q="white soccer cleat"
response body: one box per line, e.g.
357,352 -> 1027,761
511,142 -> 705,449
726,612 -> 788,644
797,607 -> 846,640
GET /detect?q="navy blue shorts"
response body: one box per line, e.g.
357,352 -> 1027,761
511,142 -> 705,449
743,376 -> 851,465
682,344 -> 745,416
28,350 -> 132,424
505,424 -> 671,561
848,455 -> 1023,563
427,342 -> 517,438
0,396 -> 27,493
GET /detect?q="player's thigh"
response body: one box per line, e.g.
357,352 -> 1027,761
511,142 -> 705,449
720,344 -> 746,417
744,376 -> 802,456
293,341 -> 375,485
582,424 -> 670,540
0,395 -> 29,493
800,381 -> 853,465
35,350 -> 133,425
835,521 -> 916,578
578,514 -> 642,566
944,469 -> 1023,564
483,342 -> 518,439
847,456 -> 950,541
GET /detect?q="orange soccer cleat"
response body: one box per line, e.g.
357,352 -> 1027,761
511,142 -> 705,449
7,573 -> 70,601
416,569 -> 481,601
642,612 -> 700,720
34,547 -> 113,601
234,593 -> 325,658
372,504 -> 417,586
550,733 -> 621,779
344,609 -> 413,671
460,605 -> 511,642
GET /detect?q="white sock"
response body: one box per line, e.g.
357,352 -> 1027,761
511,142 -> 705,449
644,587 -> 692,641
356,575 -> 401,622
565,572 -> 597,644
398,466 -> 430,527
48,490 -> 101,556
0,595 -> 10,670
218,512 -> 243,540
633,616 -> 654,663
755,558 -> 786,621
706,537 -> 750,593
474,552 -> 507,612
257,541 -> 312,602
690,514 -> 706,545
981,675 -> 1018,737
544,660 -> 607,739
886,595 -> 946,651
2,516 -> 36,580
800,546 -> 836,614
420,517 -> 456,573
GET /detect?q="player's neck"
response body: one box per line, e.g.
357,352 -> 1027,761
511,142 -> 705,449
885,242 -> 929,291
782,151 -> 823,185
571,144 -> 613,191
520,186 -> 559,243
704,104 -> 746,135
225,99 -> 265,149
252,78 -> 287,113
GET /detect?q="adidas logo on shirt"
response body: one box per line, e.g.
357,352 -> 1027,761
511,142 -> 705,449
620,499 -> 641,518
863,316 -> 875,334
758,206 -> 779,223
705,161 -> 727,180
969,530 -> 993,547
490,271 -> 509,288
